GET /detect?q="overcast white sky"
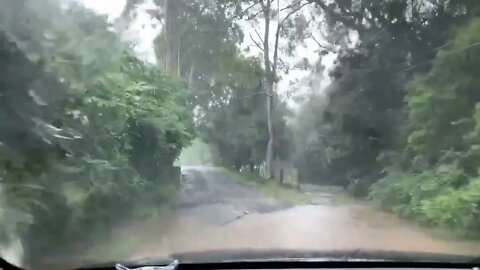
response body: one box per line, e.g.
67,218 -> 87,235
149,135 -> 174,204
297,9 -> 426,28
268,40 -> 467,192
78,0 -> 335,107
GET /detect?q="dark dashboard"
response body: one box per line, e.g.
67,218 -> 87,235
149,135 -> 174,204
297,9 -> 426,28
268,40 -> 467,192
2,250 -> 479,270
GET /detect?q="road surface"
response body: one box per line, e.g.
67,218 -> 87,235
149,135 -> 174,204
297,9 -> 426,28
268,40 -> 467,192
37,166 -> 480,269
129,166 -> 480,259
173,166 -> 292,225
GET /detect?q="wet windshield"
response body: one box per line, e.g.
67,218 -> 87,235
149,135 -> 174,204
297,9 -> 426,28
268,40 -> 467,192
1,0 -> 480,269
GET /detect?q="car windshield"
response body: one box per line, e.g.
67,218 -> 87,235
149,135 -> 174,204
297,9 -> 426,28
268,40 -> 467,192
1,0 -> 480,269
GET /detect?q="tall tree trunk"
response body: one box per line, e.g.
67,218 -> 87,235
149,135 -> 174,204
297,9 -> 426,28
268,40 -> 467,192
188,62 -> 196,88
164,0 -> 174,72
266,81 -> 274,179
260,0 -> 308,179
260,0 -> 275,179
177,36 -> 182,78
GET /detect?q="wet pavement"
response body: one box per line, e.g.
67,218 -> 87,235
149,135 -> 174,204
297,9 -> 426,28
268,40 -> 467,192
130,166 -> 480,259
174,166 -> 292,225
37,166 -> 480,269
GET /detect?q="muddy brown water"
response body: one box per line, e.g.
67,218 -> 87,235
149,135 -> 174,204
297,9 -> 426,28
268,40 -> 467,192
36,194 -> 480,270
127,203 -> 480,260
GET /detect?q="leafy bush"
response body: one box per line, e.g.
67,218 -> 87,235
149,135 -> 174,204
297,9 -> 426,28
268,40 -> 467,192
367,19 -> 480,235
371,164 -> 464,215
370,164 -> 480,234
0,0 -> 193,265
370,169 -> 416,216
416,178 -> 480,230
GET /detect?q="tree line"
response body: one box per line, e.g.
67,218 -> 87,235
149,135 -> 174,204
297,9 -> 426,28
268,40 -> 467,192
0,0 -> 193,266
0,0 -> 293,265
293,0 -> 480,235
147,0 -> 480,238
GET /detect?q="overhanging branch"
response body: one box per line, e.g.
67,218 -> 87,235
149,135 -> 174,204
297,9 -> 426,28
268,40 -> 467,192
254,29 -> 265,45
250,33 -> 265,52
272,1 -> 313,72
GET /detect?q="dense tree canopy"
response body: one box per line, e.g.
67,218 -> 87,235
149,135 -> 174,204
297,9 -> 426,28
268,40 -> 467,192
294,0 -> 480,190
372,18 -> 480,230
294,0 -> 480,234
143,0 -> 292,172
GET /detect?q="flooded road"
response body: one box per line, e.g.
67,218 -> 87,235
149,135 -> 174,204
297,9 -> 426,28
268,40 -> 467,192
40,166 -> 480,269
129,167 -> 480,259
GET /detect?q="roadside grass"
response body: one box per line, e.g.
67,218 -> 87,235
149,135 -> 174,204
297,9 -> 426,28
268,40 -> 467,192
224,169 -> 311,204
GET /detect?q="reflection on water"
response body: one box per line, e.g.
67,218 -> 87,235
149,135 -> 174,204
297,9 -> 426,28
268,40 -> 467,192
131,204 -> 480,260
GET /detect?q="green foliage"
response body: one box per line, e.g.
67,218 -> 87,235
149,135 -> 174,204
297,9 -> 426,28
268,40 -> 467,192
370,166 -> 480,233
193,47 -> 291,170
370,19 -> 480,235
370,164 -> 465,216
291,0 -> 480,234
405,19 -> 480,170
0,0 -> 193,265
146,0 -> 293,173
295,0 -> 480,193
417,178 -> 480,230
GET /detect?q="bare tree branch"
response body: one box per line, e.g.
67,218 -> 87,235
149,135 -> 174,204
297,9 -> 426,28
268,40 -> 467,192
254,29 -> 264,45
263,0 -> 272,74
246,9 -> 264,20
280,0 -> 305,12
259,0 -> 266,11
250,33 -> 264,52
242,1 -> 261,15
244,1 -> 265,20
279,1 -> 312,26
272,1 -> 313,73
309,33 -> 336,52
308,0 -> 366,34
232,91 -> 272,100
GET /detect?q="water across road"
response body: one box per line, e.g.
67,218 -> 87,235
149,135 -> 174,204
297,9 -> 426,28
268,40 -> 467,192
130,166 -> 480,259
38,166 -> 480,269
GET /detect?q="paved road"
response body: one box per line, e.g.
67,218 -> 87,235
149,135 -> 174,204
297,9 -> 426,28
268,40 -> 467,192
175,166 -> 291,225
130,166 -> 480,259
39,166 -> 480,269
